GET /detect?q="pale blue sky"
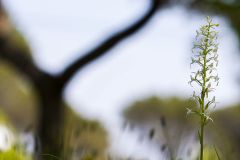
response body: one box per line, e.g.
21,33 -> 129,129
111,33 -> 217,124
2,0 -> 240,159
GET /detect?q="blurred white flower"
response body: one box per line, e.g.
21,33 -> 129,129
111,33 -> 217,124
19,131 -> 35,154
0,124 -> 14,151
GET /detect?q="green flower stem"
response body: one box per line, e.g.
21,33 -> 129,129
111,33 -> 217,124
200,22 -> 210,160
188,16 -> 219,160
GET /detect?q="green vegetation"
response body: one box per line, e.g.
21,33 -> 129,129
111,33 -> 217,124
0,60 -> 37,129
188,16 -> 220,160
0,149 -> 32,160
202,147 -> 220,160
63,107 -> 108,160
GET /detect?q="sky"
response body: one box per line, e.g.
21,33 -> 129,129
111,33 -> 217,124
2,0 -> 240,159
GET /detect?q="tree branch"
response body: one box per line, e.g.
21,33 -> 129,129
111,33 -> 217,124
59,0 -> 162,87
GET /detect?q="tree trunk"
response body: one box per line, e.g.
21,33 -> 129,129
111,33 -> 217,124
35,76 -> 65,160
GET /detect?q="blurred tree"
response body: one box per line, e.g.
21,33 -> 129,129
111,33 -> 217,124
123,96 -> 240,160
211,104 -> 240,160
123,97 -> 198,159
0,0 -> 161,159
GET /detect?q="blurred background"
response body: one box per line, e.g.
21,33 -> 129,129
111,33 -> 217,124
0,0 -> 240,160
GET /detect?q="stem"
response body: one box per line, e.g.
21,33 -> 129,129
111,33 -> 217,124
199,21 -> 211,160
200,120 -> 204,160
200,57 -> 206,160
200,51 -> 206,160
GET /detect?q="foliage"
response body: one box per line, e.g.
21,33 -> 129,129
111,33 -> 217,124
124,96 -> 197,124
0,60 -> 37,129
63,107 -> 108,160
0,148 -> 32,160
0,110 -> 8,124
